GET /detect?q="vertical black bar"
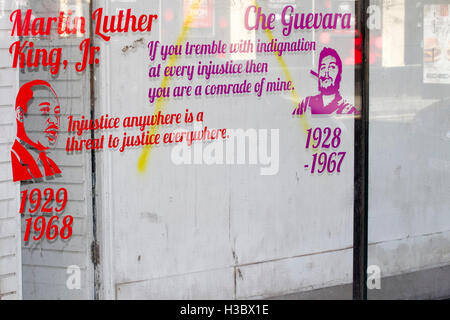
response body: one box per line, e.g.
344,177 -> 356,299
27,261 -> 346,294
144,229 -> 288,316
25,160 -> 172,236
89,0 -> 100,300
353,0 -> 370,300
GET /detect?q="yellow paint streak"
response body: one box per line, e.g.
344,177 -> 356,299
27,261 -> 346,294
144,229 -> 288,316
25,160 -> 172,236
137,0 -> 201,173
250,0 -> 309,133
138,0 -> 310,173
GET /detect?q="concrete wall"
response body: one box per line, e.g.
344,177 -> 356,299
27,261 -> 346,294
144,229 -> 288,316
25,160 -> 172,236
367,0 -> 450,296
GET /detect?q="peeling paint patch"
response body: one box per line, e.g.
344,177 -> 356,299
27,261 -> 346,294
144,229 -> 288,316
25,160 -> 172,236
237,268 -> 244,280
122,38 -> 145,53
232,250 -> 239,265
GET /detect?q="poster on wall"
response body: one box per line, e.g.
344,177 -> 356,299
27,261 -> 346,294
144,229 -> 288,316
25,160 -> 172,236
2,0 -> 359,301
424,4 -> 450,84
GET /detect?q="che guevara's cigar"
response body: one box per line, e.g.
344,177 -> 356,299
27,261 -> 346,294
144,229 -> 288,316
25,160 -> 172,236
310,70 -> 319,78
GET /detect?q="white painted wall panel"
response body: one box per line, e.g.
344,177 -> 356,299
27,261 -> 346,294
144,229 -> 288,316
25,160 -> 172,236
96,0 -> 356,299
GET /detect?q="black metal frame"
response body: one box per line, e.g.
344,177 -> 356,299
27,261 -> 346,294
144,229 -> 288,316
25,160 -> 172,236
353,0 -> 370,300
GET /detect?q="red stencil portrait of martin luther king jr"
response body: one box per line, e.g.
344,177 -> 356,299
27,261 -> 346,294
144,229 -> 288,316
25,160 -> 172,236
11,80 -> 62,182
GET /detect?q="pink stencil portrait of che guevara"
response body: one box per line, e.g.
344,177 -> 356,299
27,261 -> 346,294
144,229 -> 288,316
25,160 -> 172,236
11,80 -> 62,182
293,47 -> 359,116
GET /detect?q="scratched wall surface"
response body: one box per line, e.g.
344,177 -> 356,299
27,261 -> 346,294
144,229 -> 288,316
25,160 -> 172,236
367,0 -> 450,297
96,0 -> 356,299
17,0 -> 95,300
0,0 -> 21,300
